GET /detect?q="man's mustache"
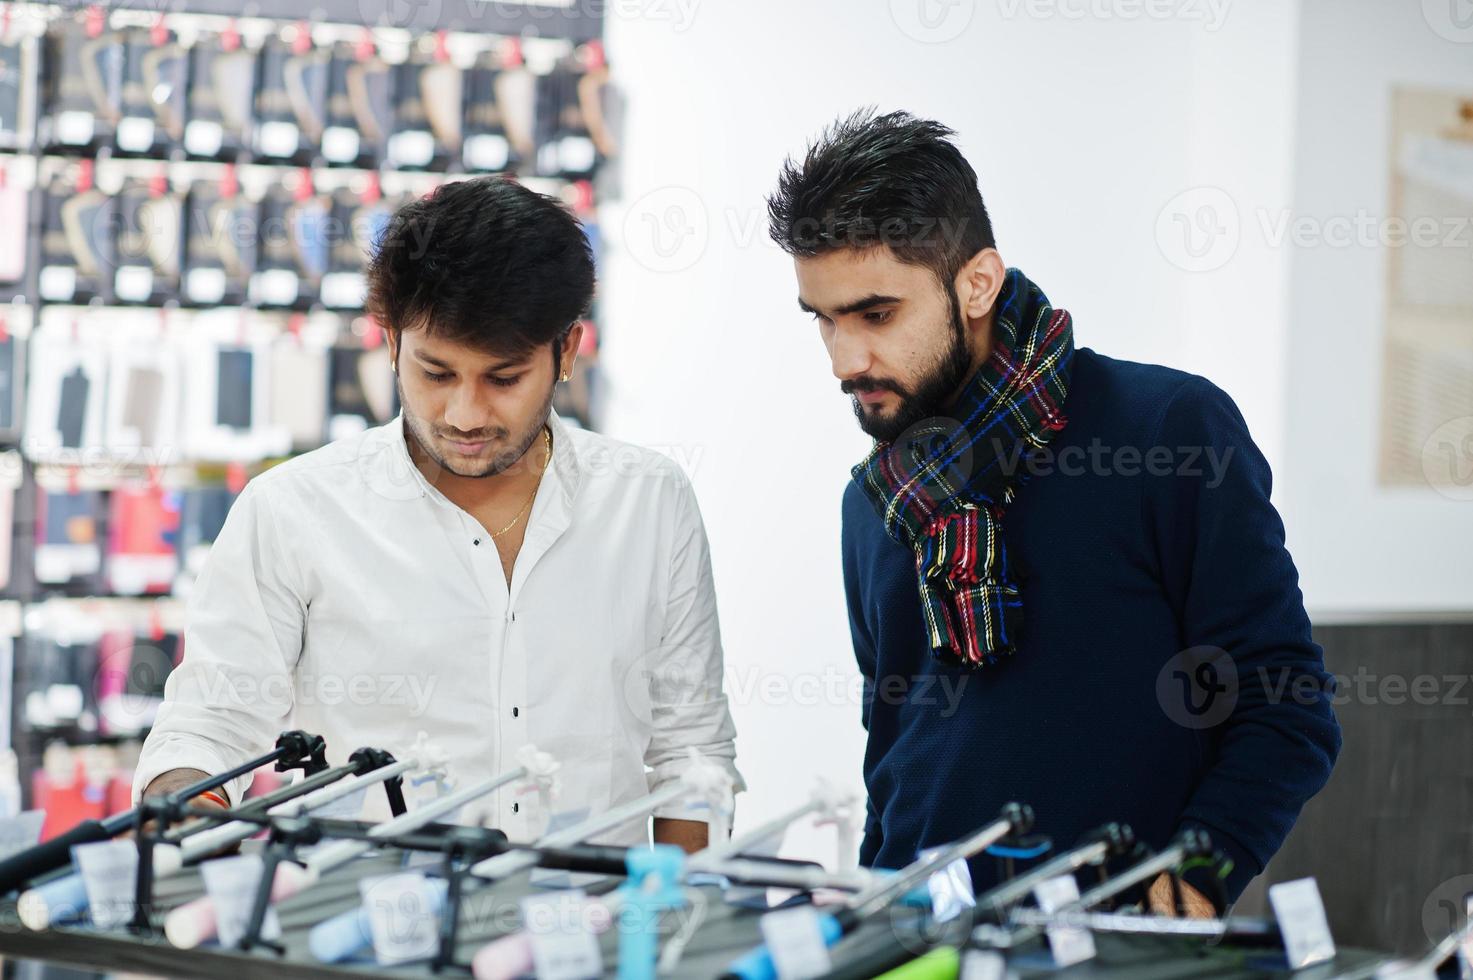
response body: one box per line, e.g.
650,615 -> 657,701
841,378 -> 907,398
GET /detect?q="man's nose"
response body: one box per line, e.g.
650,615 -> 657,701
829,325 -> 873,382
441,382 -> 489,433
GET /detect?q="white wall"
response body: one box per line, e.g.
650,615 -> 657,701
597,0 -> 1321,862
1278,0 -> 1473,618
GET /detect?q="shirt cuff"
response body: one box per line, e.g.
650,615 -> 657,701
648,757 -> 746,824
131,735 -> 256,812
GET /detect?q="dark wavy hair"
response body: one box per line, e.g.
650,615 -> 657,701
366,176 -> 595,364
767,108 -> 996,285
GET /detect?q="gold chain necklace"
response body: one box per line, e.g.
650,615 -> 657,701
491,427 -> 552,540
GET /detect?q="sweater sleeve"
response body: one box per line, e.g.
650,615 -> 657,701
842,485 -> 885,868
1145,377 -> 1341,903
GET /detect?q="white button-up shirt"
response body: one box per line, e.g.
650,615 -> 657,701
133,410 -> 743,844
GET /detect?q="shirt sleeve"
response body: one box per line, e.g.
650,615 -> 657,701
646,469 -> 745,823
132,477 -> 308,807
1146,376 -> 1342,903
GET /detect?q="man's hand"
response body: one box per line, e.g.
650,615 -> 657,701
1147,873 -> 1217,918
128,769 -> 231,843
653,817 -> 708,854
141,769 -> 227,809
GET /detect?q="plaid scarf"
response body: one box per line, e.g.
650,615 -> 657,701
852,268 -> 1074,668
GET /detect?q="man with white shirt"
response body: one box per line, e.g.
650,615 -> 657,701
134,176 -> 742,851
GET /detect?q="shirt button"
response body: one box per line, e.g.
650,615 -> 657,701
512,707 -> 519,717
473,538 -> 481,546
512,802 -> 520,813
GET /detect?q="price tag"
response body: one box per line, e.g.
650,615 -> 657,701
519,890 -> 603,980
38,266 -> 77,303
759,905 -> 832,980
312,781 -> 371,820
919,846 -> 975,924
322,127 -> 361,163
558,136 -> 597,174
960,949 -> 1008,980
320,272 -> 366,310
0,811 -> 44,859
249,268 -> 299,307
464,134 -> 510,171
184,120 -> 224,157
1268,878 -> 1336,969
361,872 -> 440,966
388,130 -> 435,168
1032,874 -> 1096,968
116,117 -> 156,152
73,839 -> 138,929
200,854 -> 281,947
55,110 -> 94,146
256,120 -> 300,158
114,265 -> 154,303
186,267 -> 227,304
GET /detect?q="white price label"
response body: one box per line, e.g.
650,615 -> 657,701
200,854 -> 281,947
55,110 -> 94,146
1032,874 -> 1096,969
322,127 -> 361,163
184,120 -> 224,157
185,267 -> 228,304
114,265 -> 154,303
1268,877 -> 1336,969
257,120 -> 300,158
73,839 -> 139,929
919,847 -> 975,924
249,268 -> 299,307
388,130 -> 435,168
320,271 -> 366,310
116,117 -> 156,152
38,265 -> 77,302
960,949 -> 1008,980
361,872 -> 440,966
520,890 -> 603,980
758,905 -> 832,980
464,133 -> 510,171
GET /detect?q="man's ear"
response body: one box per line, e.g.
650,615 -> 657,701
954,248 -> 1007,322
385,329 -> 400,373
557,322 -> 584,381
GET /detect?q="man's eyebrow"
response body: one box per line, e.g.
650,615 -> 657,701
412,350 -> 526,371
800,294 -> 903,317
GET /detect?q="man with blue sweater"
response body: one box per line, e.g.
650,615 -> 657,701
766,110 -> 1341,915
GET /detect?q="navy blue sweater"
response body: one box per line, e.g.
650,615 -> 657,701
842,347 -> 1341,904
